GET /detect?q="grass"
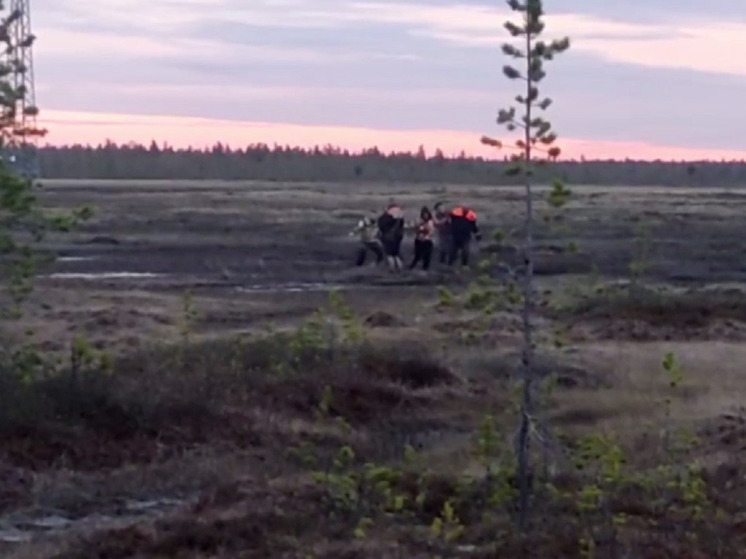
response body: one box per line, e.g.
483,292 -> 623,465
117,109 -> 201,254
7,181 -> 746,556
0,330 -> 467,469
4,285 -> 746,557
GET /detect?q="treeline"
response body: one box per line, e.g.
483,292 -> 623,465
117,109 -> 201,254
36,141 -> 746,186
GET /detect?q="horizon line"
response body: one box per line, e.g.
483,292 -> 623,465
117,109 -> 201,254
33,108 -> 746,163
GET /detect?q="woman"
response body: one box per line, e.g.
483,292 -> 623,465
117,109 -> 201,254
409,206 -> 435,271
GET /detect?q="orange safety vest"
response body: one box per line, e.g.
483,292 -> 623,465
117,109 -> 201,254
451,207 -> 477,222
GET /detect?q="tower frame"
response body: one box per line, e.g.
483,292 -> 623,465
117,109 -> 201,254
1,0 -> 41,179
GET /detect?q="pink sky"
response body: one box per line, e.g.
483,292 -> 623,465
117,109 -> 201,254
38,109 -> 746,162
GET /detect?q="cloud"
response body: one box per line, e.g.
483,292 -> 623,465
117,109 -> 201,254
38,29 -> 189,58
337,2 -> 746,77
35,1 -> 746,75
582,24 -> 746,76
69,84 -> 492,104
29,0 -> 746,154
36,24 -> 415,65
35,52 -> 746,152
549,0 -> 746,25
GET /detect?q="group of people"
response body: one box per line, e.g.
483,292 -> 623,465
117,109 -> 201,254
351,201 -> 482,273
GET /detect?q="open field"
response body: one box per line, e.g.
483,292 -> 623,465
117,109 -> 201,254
4,180 -> 746,557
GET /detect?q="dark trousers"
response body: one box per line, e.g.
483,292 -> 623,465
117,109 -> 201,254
448,238 -> 471,266
437,239 -> 450,265
382,237 -> 403,258
356,241 -> 383,266
410,239 -> 433,270
438,247 -> 449,264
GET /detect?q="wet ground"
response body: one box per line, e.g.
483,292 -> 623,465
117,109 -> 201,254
37,181 -> 746,290
12,179 -> 746,356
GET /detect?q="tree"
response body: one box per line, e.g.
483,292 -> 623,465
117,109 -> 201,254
33,142 -> 746,186
482,0 -> 570,530
0,9 -> 89,324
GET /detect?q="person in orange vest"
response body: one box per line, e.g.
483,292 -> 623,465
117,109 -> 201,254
448,206 -> 481,266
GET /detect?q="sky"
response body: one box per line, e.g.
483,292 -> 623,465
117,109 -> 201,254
29,0 -> 746,160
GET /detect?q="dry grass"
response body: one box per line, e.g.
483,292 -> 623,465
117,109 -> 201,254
552,341 -> 746,430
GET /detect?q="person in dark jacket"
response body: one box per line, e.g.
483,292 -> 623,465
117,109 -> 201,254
378,203 -> 405,272
448,206 -> 481,266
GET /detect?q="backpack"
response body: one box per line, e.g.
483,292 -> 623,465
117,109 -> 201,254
378,212 -> 395,233
378,212 -> 403,240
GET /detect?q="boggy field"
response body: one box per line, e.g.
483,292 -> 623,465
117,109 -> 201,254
4,179 -> 746,557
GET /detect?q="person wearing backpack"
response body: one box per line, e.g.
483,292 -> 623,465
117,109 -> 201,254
378,203 -> 405,272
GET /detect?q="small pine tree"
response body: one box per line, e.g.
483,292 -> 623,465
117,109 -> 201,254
0,12 -> 89,320
482,0 -> 570,530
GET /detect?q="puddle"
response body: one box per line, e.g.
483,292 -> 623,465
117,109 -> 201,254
124,498 -> 185,512
25,515 -> 72,530
0,497 -> 192,545
0,528 -> 30,543
48,272 -> 164,280
57,256 -> 96,263
236,282 -> 347,293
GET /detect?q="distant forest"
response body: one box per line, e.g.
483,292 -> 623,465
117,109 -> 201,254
36,141 -> 746,187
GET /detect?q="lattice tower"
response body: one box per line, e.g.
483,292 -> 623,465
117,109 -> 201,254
1,0 -> 40,179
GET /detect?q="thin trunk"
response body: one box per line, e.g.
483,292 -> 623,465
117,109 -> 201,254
517,24 -> 535,532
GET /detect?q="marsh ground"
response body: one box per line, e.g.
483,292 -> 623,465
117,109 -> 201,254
3,180 -> 746,557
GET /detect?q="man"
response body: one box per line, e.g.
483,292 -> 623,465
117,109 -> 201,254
377,202 -> 405,272
433,202 -> 452,265
448,206 -> 481,266
351,210 -> 384,266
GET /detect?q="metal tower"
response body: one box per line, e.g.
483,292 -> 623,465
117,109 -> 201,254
1,0 -> 40,179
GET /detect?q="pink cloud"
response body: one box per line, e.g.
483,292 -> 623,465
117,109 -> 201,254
37,109 -> 746,162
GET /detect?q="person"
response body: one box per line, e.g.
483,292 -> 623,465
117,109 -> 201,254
350,210 -> 383,267
377,202 -> 405,272
433,202 -> 452,265
448,206 -> 481,266
409,206 -> 435,271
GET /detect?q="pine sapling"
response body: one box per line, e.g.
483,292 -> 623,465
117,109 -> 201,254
482,0 -> 570,530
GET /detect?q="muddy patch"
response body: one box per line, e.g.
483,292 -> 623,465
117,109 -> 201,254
364,311 -> 406,328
